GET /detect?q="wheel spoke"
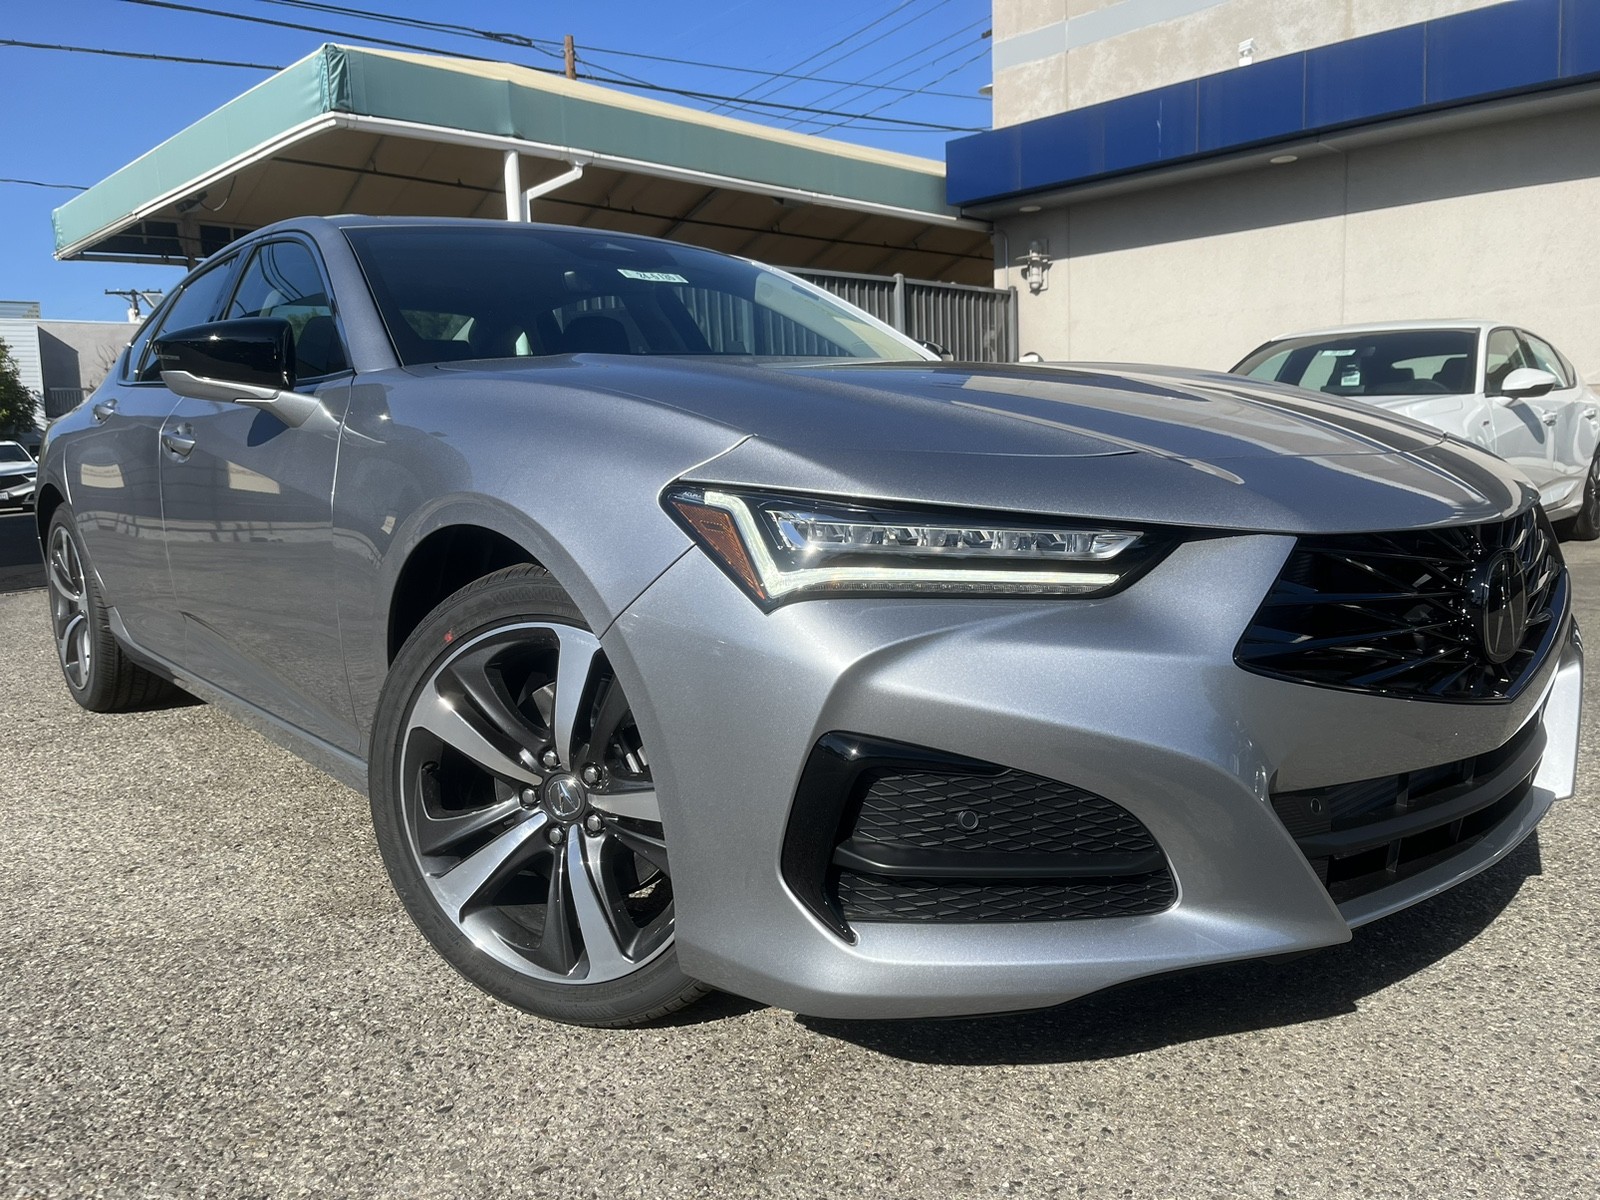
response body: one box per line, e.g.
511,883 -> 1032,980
574,673 -> 630,768
550,628 -> 600,769
569,830 -> 634,978
429,811 -> 549,919
409,681 -> 544,788
442,642 -> 551,755
588,785 -> 660,823
414,796 -> 524,857
535,839 -> 578,973
48,551 -> 78,600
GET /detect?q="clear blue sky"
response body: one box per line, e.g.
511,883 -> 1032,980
2,0 -> 992,321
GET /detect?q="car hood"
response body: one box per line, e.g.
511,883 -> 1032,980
434,357 -> 1531,534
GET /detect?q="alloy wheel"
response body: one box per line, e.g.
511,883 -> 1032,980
398,621 -> 673,984
47,524 -> 92,691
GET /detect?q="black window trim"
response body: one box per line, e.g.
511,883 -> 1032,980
122,251 -> 241,385
222,232 -> 354,388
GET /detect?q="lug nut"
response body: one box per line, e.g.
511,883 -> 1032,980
584,814 -> 604,834
519,786 -> 539,808
540,748 -> 561,769
580,764 -> 603,786
546,826 -> 564,846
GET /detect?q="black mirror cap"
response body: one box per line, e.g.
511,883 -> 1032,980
154,318 -> 295,392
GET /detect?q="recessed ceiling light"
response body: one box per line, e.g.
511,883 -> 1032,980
1019,204 -> 1042,213
1269,154 -> 1299,165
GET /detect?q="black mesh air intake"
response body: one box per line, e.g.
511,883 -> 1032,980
1271,717 -> 1544,904
1236,508 -> 1566,701
782,735 -> 1174,940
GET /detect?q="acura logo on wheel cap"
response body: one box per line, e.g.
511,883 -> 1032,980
1468,550 -> 1529,666
543,774 -> 589,822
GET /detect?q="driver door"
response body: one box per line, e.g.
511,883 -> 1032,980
157,237 -> 359,751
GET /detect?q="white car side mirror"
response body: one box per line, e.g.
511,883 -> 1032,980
1497,366 -> 1560,400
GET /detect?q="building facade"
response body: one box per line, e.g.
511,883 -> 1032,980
0,301 -> 134,446
956,0 -> 1600,376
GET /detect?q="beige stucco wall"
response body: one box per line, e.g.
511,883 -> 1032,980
993,0 -> 1509,127
998,104 -> 1600,383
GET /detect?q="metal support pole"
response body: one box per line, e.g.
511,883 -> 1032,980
503,150 -> 524,221
891,273 -> 907,333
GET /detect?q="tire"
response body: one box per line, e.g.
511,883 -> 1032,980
1555,450 -> 1600,541
368,564 -> 709,1027
44,508 -> 176,712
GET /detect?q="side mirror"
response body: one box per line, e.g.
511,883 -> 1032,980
918,339 -> 953,361
154,318 -> 322,428
1497,366 -> 1560,400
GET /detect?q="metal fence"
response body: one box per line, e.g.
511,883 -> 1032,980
793,269 -> 1017,363
44,388 -> 85,419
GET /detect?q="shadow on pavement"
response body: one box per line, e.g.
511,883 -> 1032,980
796,835 -> 1542,1064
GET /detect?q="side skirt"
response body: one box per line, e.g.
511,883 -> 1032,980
107,607 -> 369,794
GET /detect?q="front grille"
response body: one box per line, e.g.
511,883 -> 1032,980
1272,718 -> 1544,904
1237,508 -> 1566,701
781,734 -> 1175,939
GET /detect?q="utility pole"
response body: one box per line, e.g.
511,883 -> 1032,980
563,35 -> 576,80
104,288 -> 165,323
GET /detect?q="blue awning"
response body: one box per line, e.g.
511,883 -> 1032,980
948,0 -> 1600,209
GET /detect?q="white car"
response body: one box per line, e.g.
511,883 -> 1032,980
0,441 -> 37,510
1233,321 -> 1600,539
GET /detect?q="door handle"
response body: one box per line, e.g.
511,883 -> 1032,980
162,424 -> 197,459
91,398 -> 118,423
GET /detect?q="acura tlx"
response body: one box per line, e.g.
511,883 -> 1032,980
35,217 -> 1582,1027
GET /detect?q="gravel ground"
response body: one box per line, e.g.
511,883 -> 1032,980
1,518 -> 1596,1199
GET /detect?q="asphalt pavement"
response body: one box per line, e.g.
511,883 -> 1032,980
1,529 -> 1596,1199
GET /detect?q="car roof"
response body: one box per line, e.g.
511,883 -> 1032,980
1262,320 -> 1504,340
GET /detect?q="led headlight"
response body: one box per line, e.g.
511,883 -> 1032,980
663,486 -> 1171,607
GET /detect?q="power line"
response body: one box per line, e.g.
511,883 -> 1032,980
703,0 -> 935,113
812,43 -> 991,133
246,0 -> 984,111
717,0 -> 960,112
784,16 -> 989,127
96,2 -> 985,131
1,176 -> 89,191
0,37 -> 277,71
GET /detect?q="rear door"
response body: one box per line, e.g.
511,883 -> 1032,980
68,255 -> 241,657
157,236 -> 359,750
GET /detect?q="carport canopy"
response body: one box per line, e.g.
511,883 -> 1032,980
53,44 -> 992,284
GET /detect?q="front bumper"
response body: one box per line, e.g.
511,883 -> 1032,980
0,478 -> 35,505
605,534 -> 1581,1019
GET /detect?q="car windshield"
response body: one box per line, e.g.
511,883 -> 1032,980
1234,329 -> 1480,397
344,225 -> 928,367
0,444 -> 32,463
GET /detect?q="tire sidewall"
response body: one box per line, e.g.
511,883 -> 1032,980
45,508 -> 124,710
367,566 -> 701,1026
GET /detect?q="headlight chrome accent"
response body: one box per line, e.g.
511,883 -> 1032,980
664,486 -> 1173,608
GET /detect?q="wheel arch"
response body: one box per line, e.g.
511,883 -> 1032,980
386,523 -> 546,661
34,482 -> 66,546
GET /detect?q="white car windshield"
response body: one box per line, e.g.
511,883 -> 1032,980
1235,330 -> 1480,397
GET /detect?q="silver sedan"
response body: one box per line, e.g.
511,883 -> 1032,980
35,218 -> 1583,1026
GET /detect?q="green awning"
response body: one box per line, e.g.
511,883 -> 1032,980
54,45 -> 990,282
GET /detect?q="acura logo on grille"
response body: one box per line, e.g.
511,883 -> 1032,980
1468,550 -> 1529,666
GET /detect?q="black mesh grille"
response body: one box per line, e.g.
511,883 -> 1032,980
1271,718 -> 1544,904
835,871 -> 1177,923
849,772 -> 1158,856
1237,508 -> 1566,701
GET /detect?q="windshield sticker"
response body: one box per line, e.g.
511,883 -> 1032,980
618,269 -> 689,283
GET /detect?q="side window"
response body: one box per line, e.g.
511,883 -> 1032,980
1484,328 -> 1528,395
226,241 -> 348,380
1519,332 -> 1573,388
131,256 -> 238,382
